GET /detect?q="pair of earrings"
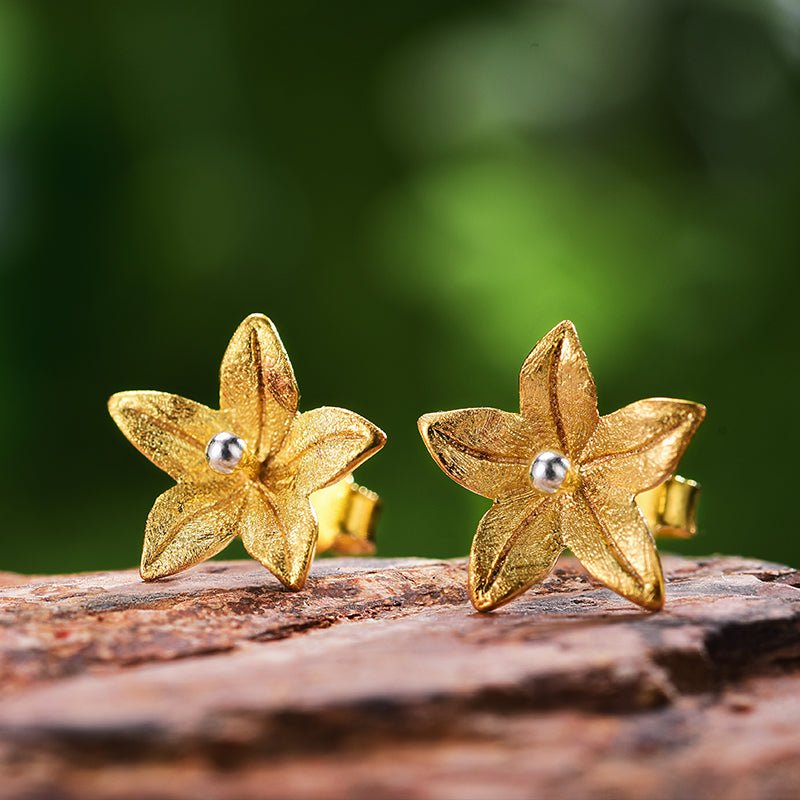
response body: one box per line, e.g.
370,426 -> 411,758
109,314 -> 704,612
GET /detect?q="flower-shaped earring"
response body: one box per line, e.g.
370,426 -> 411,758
418,321 -> 705,612
109,314 -> 386,588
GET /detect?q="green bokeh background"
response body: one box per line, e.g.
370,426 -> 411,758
1,1 -> 798,574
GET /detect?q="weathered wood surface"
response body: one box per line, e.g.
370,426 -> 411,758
1,554 -> 799,800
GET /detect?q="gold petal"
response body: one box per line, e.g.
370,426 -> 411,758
519,321 -> 599,458
219,314 -> 299,462
108,391 -> 227,481
469,493 -> 563,611
560,479 -> 664,610
141,479 -> 244,580
418,409 -> 537,500
580,398 -> 706,494
240,484 -> 317,590
268,407 -> 386,496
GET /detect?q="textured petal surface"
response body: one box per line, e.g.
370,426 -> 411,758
580,398 -> 706,494
141,479 -> 243,580
561,480 -> 664,610
219,314 -> 299,461
519,321 -> 599,458
418,409 -> 537,499
240,484 -> 317,590
109,391 -> 227,481
268,407 -> 386,496
469,493 -> 564,610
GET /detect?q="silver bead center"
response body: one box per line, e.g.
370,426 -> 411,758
206,432 -> 246,474
530,451 -> 571,494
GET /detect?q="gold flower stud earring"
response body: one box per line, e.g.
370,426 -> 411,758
109,313 -> 386,588
418,321 -> 705,612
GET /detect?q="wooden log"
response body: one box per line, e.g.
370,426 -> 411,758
1,554 -> 799,799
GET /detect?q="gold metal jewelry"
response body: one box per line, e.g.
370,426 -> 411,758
418,320 -> 705,612
109,313 -> 385,588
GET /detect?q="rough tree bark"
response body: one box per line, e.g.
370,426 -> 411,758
0,554 -> 799,800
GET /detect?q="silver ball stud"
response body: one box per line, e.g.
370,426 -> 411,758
530,451 -> 571,494
206,432 -> 246,474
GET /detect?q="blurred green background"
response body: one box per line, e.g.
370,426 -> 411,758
1,0 -> 798,574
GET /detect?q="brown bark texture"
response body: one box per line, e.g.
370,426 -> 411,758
1,554 -> 799,800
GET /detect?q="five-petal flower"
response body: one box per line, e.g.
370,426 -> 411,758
109,314 -> 386,587
419,321 -> 705,611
